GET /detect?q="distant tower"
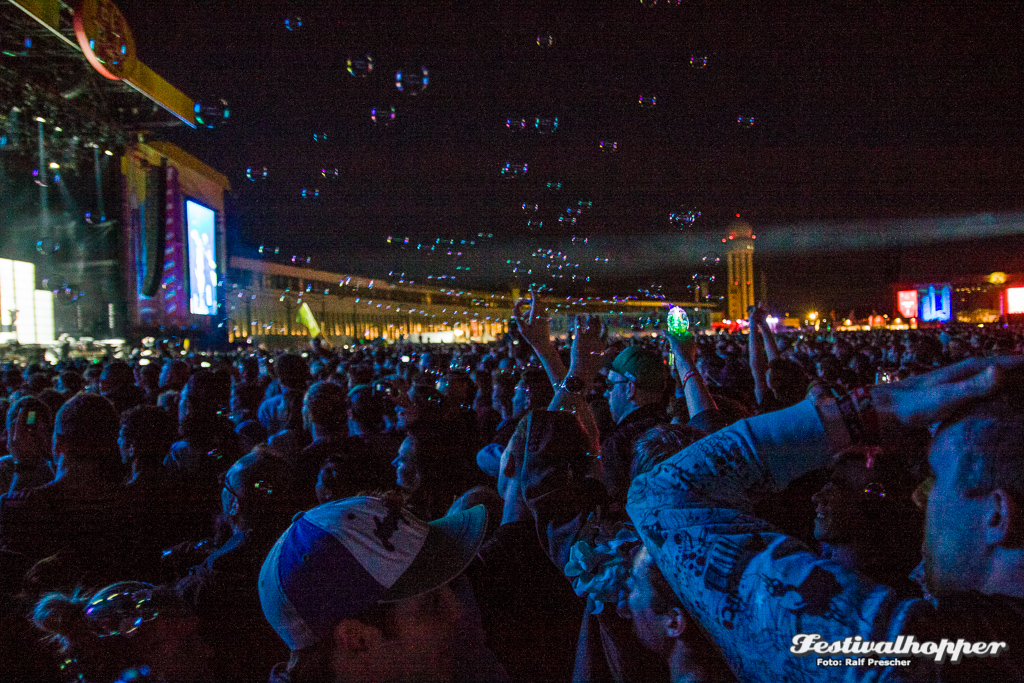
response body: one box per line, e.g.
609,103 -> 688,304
725,221 -> 755,321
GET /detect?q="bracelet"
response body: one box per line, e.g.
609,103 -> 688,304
681,370 -> 699,387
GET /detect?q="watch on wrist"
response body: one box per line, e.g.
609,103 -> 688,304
561,375 -> 585,394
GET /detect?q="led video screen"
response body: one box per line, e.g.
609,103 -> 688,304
186,199 -> 218,315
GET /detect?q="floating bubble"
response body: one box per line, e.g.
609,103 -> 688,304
501,162 -> 528,178
505,117 -> 527,131
700,253 -> 722,266
284,16 -> 303,31
526,219 -> 543,231
669,207 -> 701,227
545,180 -> 562,192
690,52 -> 708,69
737,115 -> 756,128
395,66 -> 429,95
370,105 -> 396,125
536,33 -> 554,47
534,116 -> 559,134
346,54 -> 374,77
598,140 -> 618,152
301,188 -> 321,199
638,94 -> 657,109
35,238 -> 60,254
313,132 -> 328,142
320,167 -> 339,180
193,99 -> 230,129
558,215 -> 578,226
521,202 -> 539,213
245,166 -> 268,181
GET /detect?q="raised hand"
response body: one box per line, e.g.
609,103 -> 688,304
873,356 -> 1024,434
512,289 -> 553,349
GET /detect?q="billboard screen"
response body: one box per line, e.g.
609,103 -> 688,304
897,290 -> 919,319
186,199 -> 217,315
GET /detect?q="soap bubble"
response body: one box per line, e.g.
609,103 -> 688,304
526,219 -> 544,231
346,54 -> 374,77
501,162 -> 528,178
521,202 -> 539,213
395,66 -> 429,95
193,99 -> 230,129
536,33 -> 554,47
370,105 -> 396,125
35,237 -> 60,254
638,94 -> 657,109
598,140 -> 618,152
284,16 -> 303,31
689,52 -> 708,69
534,116 -> 559,134
245,166 -> 268,181
320,167 -> 339,180
737,115 -> 756,128
669,207 -> 701,227
313,132 -> 328,142
505,117 -> 527,131
700,253 -> 721,267
545,180 -> 562,192
301,188 -> 321,199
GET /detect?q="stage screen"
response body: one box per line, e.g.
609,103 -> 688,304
897,290 -> 919,319
1006,287 -> 1024,314
186,199 -> 218,315
920,284 -> 951,322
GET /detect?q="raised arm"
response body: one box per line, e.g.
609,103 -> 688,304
667,331 -> 718,421
748,305 -> 769,405
512,291 -> 568,389
626,356 -> 1024,682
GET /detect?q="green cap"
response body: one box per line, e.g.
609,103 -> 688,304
609,347 -> 667,392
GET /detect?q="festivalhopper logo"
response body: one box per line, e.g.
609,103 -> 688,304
790,634 -> 1008,666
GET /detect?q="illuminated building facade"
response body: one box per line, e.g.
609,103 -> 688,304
725,221 -> 756,321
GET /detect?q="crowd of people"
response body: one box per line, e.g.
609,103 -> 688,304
0,296 -> 1022,682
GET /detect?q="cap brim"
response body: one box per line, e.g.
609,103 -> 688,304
379,504 -> 486,603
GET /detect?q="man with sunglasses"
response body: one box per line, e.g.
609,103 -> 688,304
627,357 -> 1024,682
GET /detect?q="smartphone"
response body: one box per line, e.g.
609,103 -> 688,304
26,411 -> 36,426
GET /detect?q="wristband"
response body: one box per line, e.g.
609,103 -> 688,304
681,370 -> 699,387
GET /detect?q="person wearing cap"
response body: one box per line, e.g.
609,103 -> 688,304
600,345 -> 670,502
260,493 -> 491,683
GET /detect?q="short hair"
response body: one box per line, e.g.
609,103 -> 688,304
304,381 -> 347,432
519,367 -> 553,408
120,405 -> 177,466
348,386 -> 384,429
100,360 -> 134,386
54,393 -> 119,459
58,371 -> 84,395
275,354 -> 309,391
632,424 -> 707,481
6,396 -> 53,436
943,396 -> 1024,507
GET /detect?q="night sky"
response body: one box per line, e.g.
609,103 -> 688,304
116,0 -> 1024,317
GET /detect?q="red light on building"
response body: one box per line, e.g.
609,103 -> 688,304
1006,287 -> 1024,314
897,290 -> 918,319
